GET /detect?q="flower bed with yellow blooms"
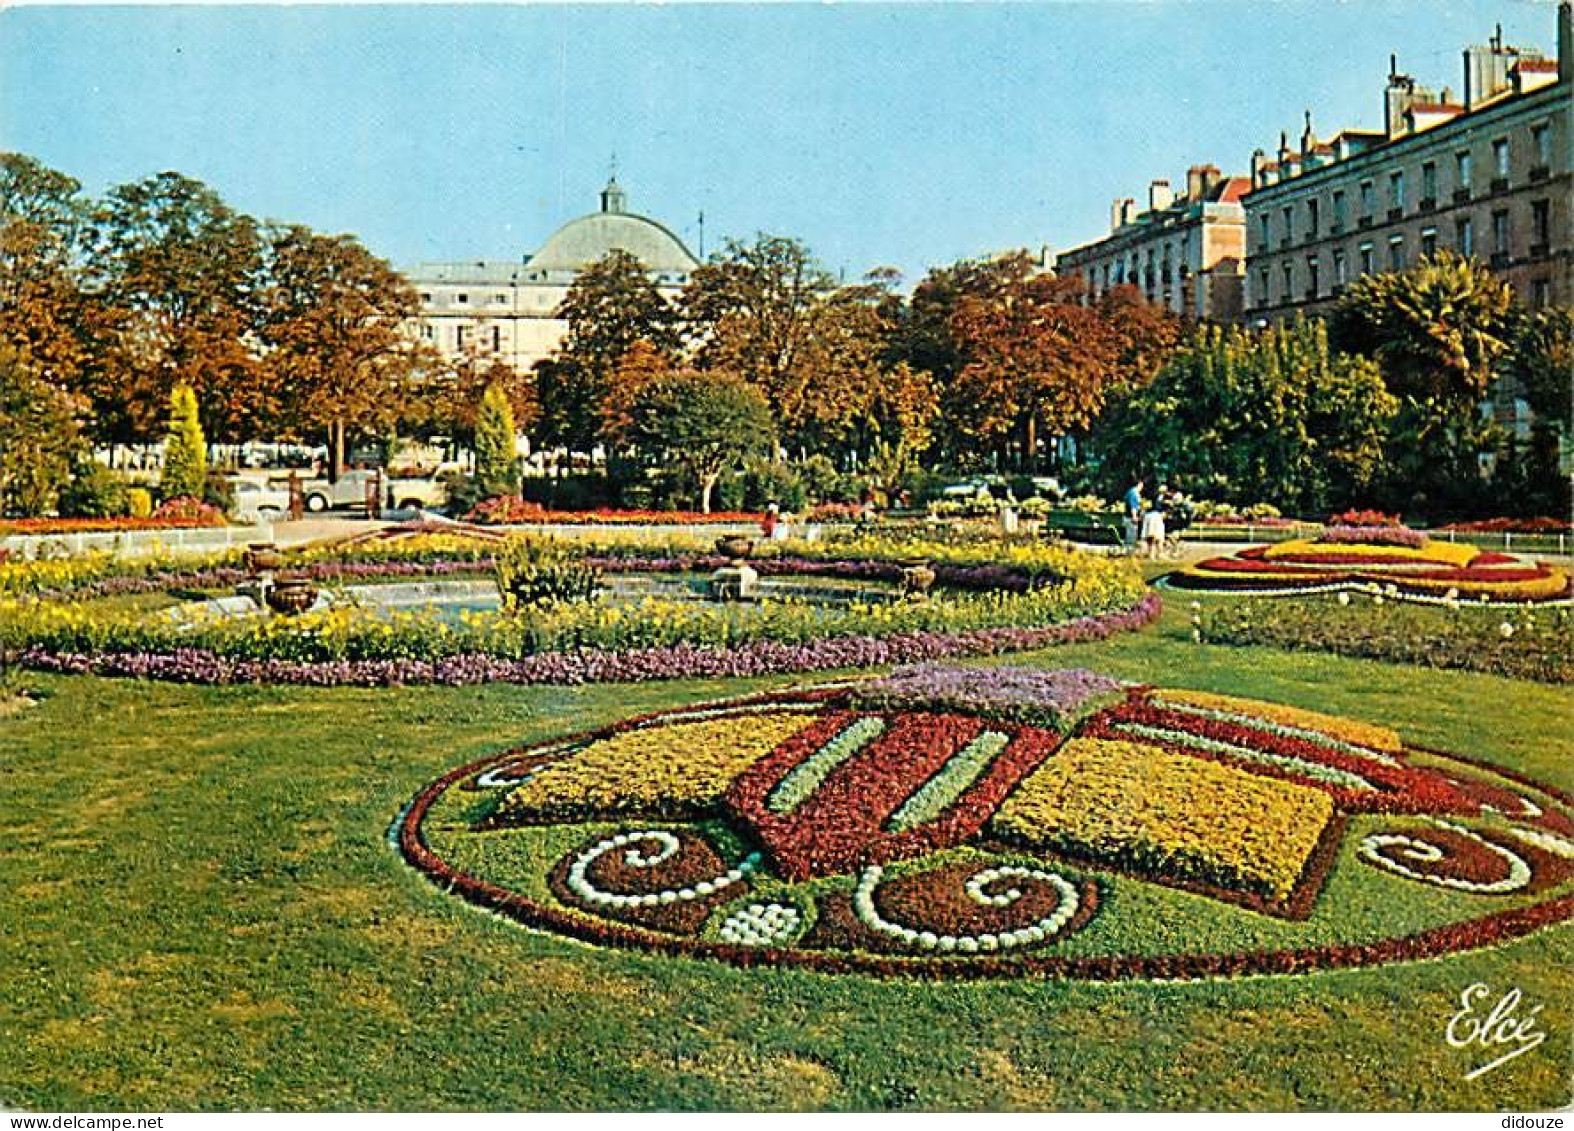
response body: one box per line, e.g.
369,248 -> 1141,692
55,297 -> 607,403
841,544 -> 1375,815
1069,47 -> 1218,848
401,667 -> 1574,979
1,527 -> 1155,686
1173,530 -> 1569,604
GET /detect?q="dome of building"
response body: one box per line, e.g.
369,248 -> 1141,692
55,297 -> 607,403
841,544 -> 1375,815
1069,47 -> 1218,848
525,178 -> 698,282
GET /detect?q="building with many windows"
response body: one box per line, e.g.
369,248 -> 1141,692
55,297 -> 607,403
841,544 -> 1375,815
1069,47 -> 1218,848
1242,2 -> 1571,321
407,178 -> 698,374
1053,164 -> 1250,322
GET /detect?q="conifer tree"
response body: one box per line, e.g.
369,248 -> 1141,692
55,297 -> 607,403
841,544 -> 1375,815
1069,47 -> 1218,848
474,381 -> 518,499
161,383 -> 206,500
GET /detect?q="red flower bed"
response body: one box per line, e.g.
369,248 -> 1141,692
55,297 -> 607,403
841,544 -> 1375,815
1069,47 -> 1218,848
1330,509 -> 1403,527
0,512 -> 226,536
725,711 -> 1062,881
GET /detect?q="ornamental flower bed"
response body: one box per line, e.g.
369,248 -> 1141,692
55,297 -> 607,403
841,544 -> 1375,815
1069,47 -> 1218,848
1172,528 -> 1571,604
466,503 -> 766,526
0,512 -> 227,537
1441,517 -> 1572,536
400,668 -> 1574,979
0,528 -> 1154,686
1200,596 -> 1574,684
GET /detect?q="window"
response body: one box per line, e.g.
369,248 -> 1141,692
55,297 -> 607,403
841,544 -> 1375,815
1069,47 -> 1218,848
1493,138 -> 1510,179
1257,267 -> 1270,308
1389,170 -> 1405,211
1306,256 -> 1320,298
1332,190 -> 1346,233
455,325 -> 468,348
420,292 -> 432,304
420,324 -> 434,341
1307,198 -> 1320,236
493,293 -> 508,305
1359,243 -> 1374,276
1456,217 -> 1474,257
1493,209 -> 1510,252
1456,151 -> 1473,194
1281,261 -> 1294,300
1533,122 -> 1552,168
491,325 -> 502,351
456,292 -> 469,305
1333,248 -> 1347,287
1259,214 -> 1271,250
1421,228 -> 1437,258
1531,278 -> 1552,310
1389,236 -> 1405,271
1532,199 -> 1551,248
1359,180 -> 1374,219
1281,205 -> 1294,246
1421,161 -> 1437,202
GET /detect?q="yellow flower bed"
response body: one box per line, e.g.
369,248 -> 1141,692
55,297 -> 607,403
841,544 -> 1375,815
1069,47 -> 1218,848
1263,538 -> 1479,567
991,737 -> 1335,900
1396,569 -> 1570,600
1153,689 -> 1403,752
497,711 -> 823,818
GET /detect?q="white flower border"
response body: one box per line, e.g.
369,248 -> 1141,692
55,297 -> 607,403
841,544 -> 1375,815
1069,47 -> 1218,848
566,829 -> 761,909
1358,818 -> 1532,894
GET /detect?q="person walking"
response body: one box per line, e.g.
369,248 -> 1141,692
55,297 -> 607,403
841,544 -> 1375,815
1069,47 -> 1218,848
1123,477 -> 1145,552
1141,484 -> 1168,559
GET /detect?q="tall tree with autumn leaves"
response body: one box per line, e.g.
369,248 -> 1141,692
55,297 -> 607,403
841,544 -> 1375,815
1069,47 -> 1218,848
259,225 -> 433,477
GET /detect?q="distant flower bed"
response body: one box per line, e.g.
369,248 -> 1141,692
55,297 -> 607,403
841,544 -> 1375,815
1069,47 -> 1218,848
1328,509 -> 1403,528
0,528 -> 1154,686
465,498 -> 764,527
1440,517 -> 1573,536
1200,595 -> 1574,683
1318,524 -> 1427,549
0,511 -> 226,537
1173,528 -> 1570,605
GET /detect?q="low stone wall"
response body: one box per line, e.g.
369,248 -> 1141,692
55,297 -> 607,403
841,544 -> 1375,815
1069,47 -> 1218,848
0,522 -> 278,560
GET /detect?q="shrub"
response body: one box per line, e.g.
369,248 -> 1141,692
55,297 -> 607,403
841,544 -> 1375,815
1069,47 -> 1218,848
160,385 -> 207,501
474,382 -> 519,498
201,470 -> 236,517
494,536 -> 603,608
151,496 -> 225,525
466,496 -> 548,525
739,458 -> 806,512
794,454 -> 850,504
58,463 -> 129,519
126,488 -> 153,519
439,469 -> 486,516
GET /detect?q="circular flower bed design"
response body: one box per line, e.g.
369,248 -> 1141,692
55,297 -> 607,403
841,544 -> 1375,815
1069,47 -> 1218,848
398,664 -> 1574,979
1171,524 -> 1570,604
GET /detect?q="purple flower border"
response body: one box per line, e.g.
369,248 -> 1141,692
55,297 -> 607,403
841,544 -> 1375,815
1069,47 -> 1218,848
16,592 -> 1162,687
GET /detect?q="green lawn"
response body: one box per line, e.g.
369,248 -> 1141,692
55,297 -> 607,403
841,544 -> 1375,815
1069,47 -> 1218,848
1,601 -> 1569,1111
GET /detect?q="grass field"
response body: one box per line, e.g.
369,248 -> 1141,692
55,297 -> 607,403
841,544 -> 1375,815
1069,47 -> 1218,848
1,601 -> 1569,1111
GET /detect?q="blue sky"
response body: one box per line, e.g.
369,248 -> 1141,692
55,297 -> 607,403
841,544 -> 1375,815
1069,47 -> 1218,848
0,1 -> 1562,285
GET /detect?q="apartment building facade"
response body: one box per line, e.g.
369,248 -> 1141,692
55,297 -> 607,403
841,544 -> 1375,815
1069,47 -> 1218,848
1054,164 -> 1249,323
1243,4 -> 1572,321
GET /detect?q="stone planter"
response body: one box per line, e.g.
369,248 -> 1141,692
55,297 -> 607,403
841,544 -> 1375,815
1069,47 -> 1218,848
265,578 -> 318,616
245,543 -> 284,574
900,563 -> 936,596
715,536 -> 755,561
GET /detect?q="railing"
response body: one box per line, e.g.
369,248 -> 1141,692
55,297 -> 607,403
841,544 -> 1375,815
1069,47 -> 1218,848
0,522 -> 279,561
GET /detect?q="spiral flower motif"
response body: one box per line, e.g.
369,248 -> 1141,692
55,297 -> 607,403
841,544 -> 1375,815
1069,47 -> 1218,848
565,830 -> 760,909
1358,820 -> 1532,894
853,863 -> 1082,953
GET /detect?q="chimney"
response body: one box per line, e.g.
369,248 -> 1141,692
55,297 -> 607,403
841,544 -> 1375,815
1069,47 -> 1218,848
1111,198 -> 1126,231
1186,164 -> 1222,200
1149,179 -> 1174,212
1561,0 -> 1572,83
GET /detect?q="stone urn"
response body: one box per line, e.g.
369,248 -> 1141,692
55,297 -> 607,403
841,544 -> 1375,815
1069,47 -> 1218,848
900,562 -> 936,597
265,577 -> 318,615
245,543 -> 284,574
715,536 -> 755,561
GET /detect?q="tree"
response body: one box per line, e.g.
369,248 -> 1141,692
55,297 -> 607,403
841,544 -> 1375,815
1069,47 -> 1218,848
260,225 -> 430,477
0,343 -> 84,516
0,153 -> 94,396
1498,306 -> 1574,515
161,383 -> 207,500
473,381 -> 519,498
948,268 -> 1126,471
1096,319 -> 1396,516
90,172 -> 266,445
682,235 -> 834,406
624,370 -> 775,512
535,250 -> 681,455
1330,253 -> 1515,513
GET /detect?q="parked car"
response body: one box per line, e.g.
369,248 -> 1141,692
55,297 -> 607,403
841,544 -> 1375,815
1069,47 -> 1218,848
231,478 -> 292,523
